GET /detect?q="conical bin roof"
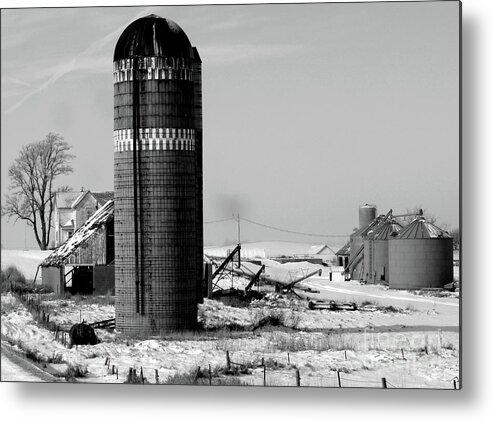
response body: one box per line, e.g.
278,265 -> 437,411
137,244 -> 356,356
394,217 -> 451,239
367,219 -> 403,240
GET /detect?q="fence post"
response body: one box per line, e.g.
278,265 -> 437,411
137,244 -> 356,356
287,352 -> 290,365
116,368 -> 119,380
209,364 -> 212,386
226,351 -> 231,370
140,366 -> 144,383
337,370 -> 342,388
344,350 -> 347,361
112,365 -> 115,375
263,365 -> 266,387
296,369 -> 300,387
453,379 -> 457,390
401,348 -> 406,360
194,366 -> 201,384
381,377 -> 387,389
155,369 -> 159,384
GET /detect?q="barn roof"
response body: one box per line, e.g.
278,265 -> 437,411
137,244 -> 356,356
41,200 -> 114,267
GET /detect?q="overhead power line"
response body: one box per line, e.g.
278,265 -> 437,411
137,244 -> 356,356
239,217 -> 348,238
203,217 -> 234,225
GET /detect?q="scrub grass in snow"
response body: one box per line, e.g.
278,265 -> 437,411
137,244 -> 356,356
2,277 -> 459,387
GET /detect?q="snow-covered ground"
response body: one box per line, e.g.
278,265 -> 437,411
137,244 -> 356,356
1,289 -> 459,388
206,241 -> 344,259
1,248 -> 459,388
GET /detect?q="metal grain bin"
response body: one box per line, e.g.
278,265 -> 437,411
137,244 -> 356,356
388,218 -> 453,289
364,219 -> 403,284
359,204 -> 377,229
114,15 -> 203,335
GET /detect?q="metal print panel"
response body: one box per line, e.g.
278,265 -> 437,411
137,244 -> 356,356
1,1 -> 460,389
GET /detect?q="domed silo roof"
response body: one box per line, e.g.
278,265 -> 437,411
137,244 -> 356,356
359,204 -> 377,229
396,217 -> 451,239
114,14 -> 194,61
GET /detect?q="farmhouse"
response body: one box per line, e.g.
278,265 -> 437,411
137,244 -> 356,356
52,190 -> 114,247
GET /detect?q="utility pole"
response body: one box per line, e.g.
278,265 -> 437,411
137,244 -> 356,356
234,213 -> 241,267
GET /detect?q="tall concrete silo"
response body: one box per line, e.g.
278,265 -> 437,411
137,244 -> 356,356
113,15 -> 203,335
359,204 -> 377,229
388,218 -> 453,289
363,218 -> 403,284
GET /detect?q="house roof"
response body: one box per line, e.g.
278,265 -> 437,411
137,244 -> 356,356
336,243 -> 350,256
42,200 -> 114,267
307,245 -> 336,255
56,191 -> 83,208
394,217 -> 451,239
71,190 -> 91,208
71,190 -> 114,209
92,191 -> 114,205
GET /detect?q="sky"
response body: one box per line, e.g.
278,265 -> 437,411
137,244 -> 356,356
0,1 -> 460,249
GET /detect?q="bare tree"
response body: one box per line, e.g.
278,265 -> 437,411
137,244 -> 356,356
2,133 -> 74,250
402,205 -> 438,224
450,228 -> 460,250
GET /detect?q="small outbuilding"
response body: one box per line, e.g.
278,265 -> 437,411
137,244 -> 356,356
335,243 -> 350,268
306,244 -> 337,263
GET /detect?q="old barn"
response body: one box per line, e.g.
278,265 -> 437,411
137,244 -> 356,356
41,200 -> 114,295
